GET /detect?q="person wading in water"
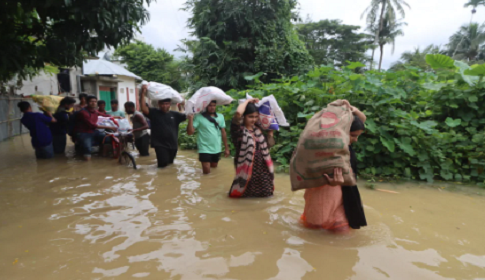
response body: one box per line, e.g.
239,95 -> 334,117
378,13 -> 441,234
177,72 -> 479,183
140,85 -> 187,168
187,100 -> 230,174
228,98 -> 275,198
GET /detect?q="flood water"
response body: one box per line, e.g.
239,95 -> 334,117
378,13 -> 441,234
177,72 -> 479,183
1,134 -> 485,280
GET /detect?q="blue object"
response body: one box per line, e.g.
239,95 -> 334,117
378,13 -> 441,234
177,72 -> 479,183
21,112 -> 53,148
258,101 -> 279,130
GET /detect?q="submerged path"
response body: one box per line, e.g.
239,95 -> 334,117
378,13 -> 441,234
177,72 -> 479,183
1,135 -> 485,279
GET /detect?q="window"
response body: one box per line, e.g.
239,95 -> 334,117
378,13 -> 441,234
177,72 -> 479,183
120,88 -> 124,93
130,88 -> 134,93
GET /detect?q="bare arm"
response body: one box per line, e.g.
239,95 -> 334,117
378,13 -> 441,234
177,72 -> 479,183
44,111 -> 57,123
140,86 -> 150,116
130,114 -> 149,132
234,98 -> 259,123
187,114 -> 195,135
221,128 -> 230,157
351,106 -> 366,123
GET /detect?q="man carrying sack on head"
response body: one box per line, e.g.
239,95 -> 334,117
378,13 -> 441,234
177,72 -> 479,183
140,85 -> 187,168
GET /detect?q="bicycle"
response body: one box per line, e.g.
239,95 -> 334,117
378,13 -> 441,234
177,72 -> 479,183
107,132 -> 137,169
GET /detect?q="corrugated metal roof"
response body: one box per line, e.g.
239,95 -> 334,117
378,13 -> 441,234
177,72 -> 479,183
83,59 -> 142,80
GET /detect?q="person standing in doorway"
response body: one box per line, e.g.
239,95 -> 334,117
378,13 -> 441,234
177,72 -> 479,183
76,95 -> 117,161
186,101 -> 230,174
140,85 -> 187,168
125,101 -> 150,156
50,97 -> 76,154
108,99 -> 126,118
18,101 -> 57,159
97,100 -> 107,114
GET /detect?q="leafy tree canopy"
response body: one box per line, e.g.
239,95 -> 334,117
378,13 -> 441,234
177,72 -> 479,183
390,45 -> 444,71
183,0 -> 314,90
296,19 -> 372,67
114,41 -> 186,91
0,0 -> 151,83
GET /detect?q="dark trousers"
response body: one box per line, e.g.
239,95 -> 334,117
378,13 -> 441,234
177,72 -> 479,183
135,134 -> 150,156
53,134 -> 67,154
35,143 -> 54,159
154,147 -> 177,168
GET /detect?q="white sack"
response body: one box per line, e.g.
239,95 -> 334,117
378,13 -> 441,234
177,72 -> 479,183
139,81 -> 184,104
185,86 -> 233,114
239,93 -> 289,130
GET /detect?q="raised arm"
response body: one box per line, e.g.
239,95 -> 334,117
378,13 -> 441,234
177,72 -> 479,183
351,106 -> 366,123
140,85 -> 150,116
234,98 -> 259,123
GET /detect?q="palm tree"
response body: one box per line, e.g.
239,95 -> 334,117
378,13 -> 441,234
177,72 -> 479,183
465,0 -> 485,16
367,18 -> 407,70
390,45 -> 443,71
447,23 -> 485,62
361,0 -> 410,70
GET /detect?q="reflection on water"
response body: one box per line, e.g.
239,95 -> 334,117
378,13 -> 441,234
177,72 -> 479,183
1,135 -> 485,280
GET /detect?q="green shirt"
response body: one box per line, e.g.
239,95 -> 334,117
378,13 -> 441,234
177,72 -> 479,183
108,110 -> 126,118
193,113 -> 226,154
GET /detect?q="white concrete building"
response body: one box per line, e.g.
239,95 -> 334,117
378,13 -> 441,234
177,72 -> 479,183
82,59 -> 142,111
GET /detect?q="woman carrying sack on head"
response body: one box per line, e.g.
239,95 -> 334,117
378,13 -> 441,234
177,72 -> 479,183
301,103 -> 367,233
229,98 -> 275,198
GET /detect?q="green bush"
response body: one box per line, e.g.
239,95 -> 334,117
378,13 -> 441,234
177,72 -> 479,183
179,55 -> 485,186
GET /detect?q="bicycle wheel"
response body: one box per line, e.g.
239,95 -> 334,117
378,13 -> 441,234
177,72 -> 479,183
120,151 -> 137,170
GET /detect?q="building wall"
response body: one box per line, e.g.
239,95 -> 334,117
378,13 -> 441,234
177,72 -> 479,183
116,76 -> 137,109
15,67 -> 81,97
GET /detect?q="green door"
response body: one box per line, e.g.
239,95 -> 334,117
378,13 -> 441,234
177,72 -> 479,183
99,89 -> 112,111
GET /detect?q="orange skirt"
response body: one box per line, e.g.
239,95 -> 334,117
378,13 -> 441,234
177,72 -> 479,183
301,185 -> 349,233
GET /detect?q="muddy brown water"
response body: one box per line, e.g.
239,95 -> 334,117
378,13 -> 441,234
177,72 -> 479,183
1,135 -> 485,280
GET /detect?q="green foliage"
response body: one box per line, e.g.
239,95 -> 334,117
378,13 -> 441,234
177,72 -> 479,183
296,19 -> 372,67
0,0 -> 151,83
183,0 -> 314,91
446,23 -> 485,63
114,41 -> 187,91
180,55 -> 485,186
390,45 -> 444,71
426,54 -> 456,70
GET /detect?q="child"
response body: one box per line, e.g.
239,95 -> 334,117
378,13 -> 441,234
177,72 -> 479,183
228,98 -> 275,198
18,101 -> 57,159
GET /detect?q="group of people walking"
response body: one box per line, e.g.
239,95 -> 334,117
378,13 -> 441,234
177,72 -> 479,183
18,85 -> 367,234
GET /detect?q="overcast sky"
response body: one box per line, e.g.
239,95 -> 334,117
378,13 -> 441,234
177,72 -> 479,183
140,0 -> 482,69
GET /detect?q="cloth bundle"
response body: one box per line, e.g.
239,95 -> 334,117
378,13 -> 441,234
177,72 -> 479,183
239,94 -> 289,130
185,87 -> 233,114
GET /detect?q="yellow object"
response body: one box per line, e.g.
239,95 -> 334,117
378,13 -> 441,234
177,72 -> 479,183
32,95 -> 73,114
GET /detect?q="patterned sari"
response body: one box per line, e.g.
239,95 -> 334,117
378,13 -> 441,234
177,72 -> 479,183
229,121 -> 274,198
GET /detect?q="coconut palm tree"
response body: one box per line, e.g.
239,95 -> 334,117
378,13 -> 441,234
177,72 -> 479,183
447,23 -> 485,62
390,45 -> 443,71
361,0 -> 410,69
366,18 -> 407,70
465,0 -> 485,15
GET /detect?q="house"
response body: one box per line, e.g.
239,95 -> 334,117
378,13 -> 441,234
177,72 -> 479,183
82,59 -> 142,111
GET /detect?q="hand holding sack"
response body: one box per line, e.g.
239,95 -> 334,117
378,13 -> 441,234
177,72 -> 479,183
185,86 -> 233,114
239,94 -> 289,130
139,81 -> 184,104
290,99 -> 356,191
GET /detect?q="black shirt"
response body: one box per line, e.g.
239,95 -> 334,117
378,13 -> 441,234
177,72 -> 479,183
146,108 -> 186,149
